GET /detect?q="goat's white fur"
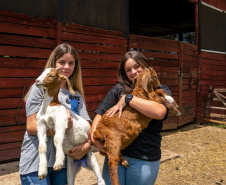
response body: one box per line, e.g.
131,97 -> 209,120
165,95 -> 174,104
36,68 -> 105,185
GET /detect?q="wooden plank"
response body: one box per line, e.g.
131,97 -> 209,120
0,68 -> 42,77
0,78 -> 35,88
82,69 -> 118,78
80,60 -> 119,69
129,42 -> 179,53
0,10 -> 57,28
0,131 -> 25,143
0,125 -> 26,134
207,106 -> 226,110
162,122 -> 178,130
84,85 -> 112,95
0,46 -> 51,59
0,108 -> 25,116
0,115 -> 26,126
0,33 -> 56,49
0,88 -> 30,99
67,41 -> 124,54
0,141 -> 22,150
209,113 -> 226,119
151,59 -> 179,67
0,57 -> 46,69
85,94 -> 107,103
202,64 -> 226,71
83,78 -> 117,86
62,32 -> 125,46
0,21 -> 56,38
0,98 -> 25,109
200,51 -> 226,60
201,58 -> 226,66
203,118 -> 226,124
129,35 -> 179,47
141,51 -> 178,60
63,22 -> 124,39
0,148 -> 21,162
78,52 -> 123,61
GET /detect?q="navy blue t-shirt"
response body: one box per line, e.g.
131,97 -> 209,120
95,83 -> 171,161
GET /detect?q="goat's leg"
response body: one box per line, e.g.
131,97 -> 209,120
155,89 -> 179,108
66,156 -> 81,185
37,121 -> 48,180
53,121 -> 67,171
105,138 -> 122,185
86,150 -> 106,185
154,89 -> 181,116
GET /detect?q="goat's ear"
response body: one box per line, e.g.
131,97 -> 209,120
142,73 -> 152,93
59,74 -> 75,94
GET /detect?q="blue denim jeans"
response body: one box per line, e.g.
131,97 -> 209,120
20,167 -> 67,185
102,156 -> 160,185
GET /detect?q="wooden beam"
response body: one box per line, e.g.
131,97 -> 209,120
203,118 -> 226,125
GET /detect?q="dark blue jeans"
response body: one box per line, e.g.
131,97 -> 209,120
20,167 -> 67,185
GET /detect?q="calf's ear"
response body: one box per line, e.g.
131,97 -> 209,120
59,74 -> 75,94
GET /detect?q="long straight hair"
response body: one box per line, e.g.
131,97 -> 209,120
118,50 -> 151,94
24,43 -> 85,103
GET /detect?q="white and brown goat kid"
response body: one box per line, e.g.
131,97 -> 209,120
35,68 -> 105,185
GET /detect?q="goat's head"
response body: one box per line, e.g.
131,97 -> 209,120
133,67 -> 161,93
36,68 -> 75,95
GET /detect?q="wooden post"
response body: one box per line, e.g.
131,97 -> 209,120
178,41 -> 184,127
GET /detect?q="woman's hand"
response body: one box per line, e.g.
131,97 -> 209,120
106,95 -> 126,118
67,140 -> 91,160
65,109 -> 73,133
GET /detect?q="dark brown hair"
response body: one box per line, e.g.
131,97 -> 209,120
118,50 -> 151,93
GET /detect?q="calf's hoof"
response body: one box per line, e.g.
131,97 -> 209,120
53,164 -> 63,171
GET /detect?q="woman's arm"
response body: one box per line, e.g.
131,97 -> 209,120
107,95 -> 167,120
26,111 -> 70,136
90,114 -> 106,153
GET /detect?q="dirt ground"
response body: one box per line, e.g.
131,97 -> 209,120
0,123 -> 225,185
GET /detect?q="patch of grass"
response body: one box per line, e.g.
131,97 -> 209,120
207,122 -> 226,129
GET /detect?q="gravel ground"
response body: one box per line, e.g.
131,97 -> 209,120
0,123 -> 225,185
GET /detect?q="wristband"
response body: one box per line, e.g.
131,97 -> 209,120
125,94 -> 133,105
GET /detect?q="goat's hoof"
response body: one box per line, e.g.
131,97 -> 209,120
53,164 -> 63,171
121,161 -> 129,168
39,174 -> 47,180
173,101 -> 179,108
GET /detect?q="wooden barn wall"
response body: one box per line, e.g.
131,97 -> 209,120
128,35 -> 198,130
0,10 -> 125,162
197,52 -> 226,123
201,0 -> 226,10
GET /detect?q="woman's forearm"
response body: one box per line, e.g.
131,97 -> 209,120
129,96 -> 167,120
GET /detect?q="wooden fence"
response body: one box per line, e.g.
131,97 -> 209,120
0,10 -> 225,163
129,35 -> 198,130
197,52 -> 226,123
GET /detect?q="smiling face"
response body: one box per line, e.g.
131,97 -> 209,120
55,52 -> 76,78
124,58 -> 144,82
